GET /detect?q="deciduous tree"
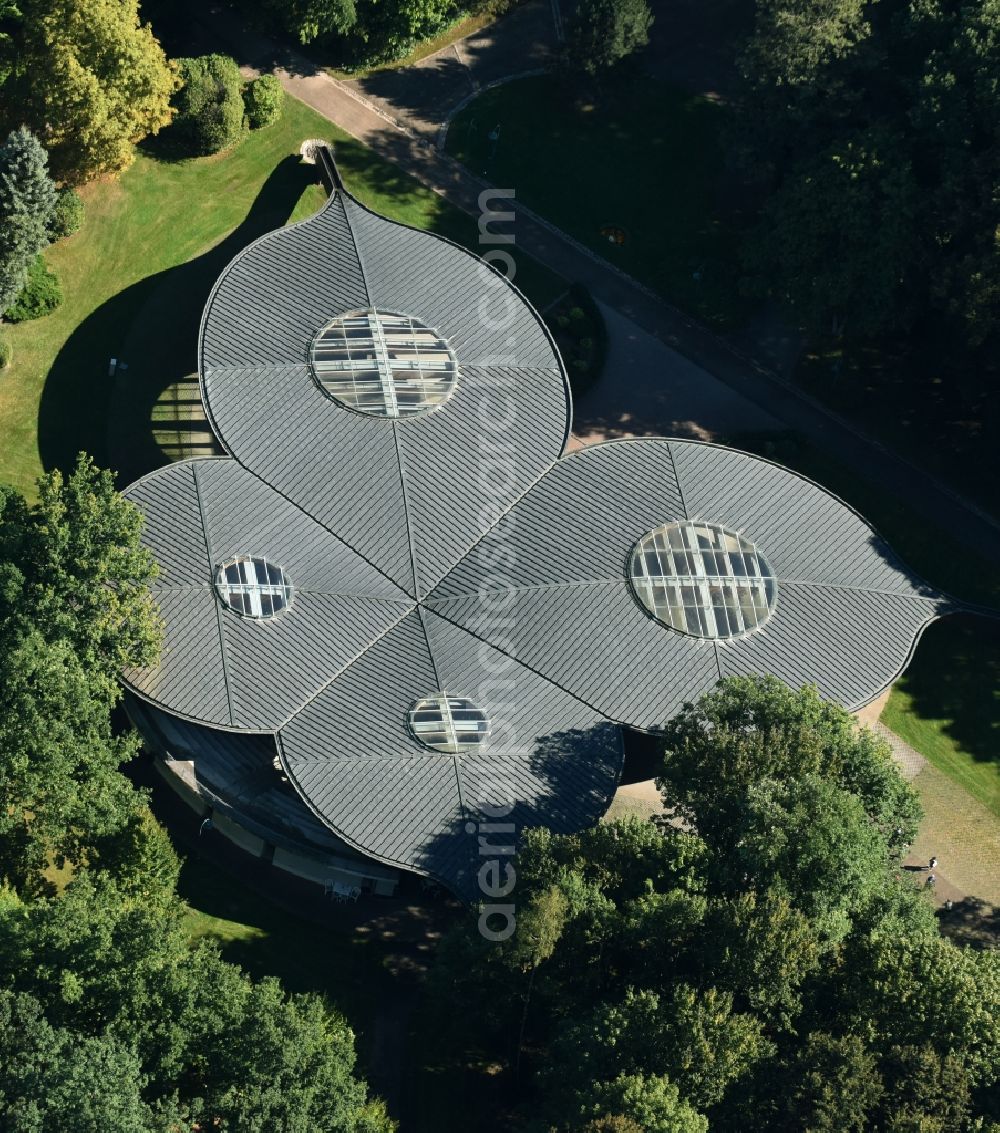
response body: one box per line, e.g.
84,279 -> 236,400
575,1073 -> 708,1133
0,990 -> 153,1133
4,0 -> 177,183
266,0 -> 357,44
0,455 -> 159,888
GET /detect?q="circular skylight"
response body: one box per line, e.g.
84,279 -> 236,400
311,309 -> 458,418
408,694 -> 490,754
629,521 -> 776,639
215,556 -> 292,619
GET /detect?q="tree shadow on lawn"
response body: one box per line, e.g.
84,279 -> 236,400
37,154 -> 322,488
937,894 -> 1000,949
893,615 -> 1000,772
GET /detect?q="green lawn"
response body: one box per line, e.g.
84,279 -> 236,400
446,73 -> 748,327
0,93 -> 562,499
882,619 -> 1000,820
730,430 -> 1000,825
177,854 -> 394,1028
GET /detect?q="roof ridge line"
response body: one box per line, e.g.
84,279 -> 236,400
777,576 -> 945,603
192,462 -> 237,728
426,578 -> 629,605
666,441 -> 690,520
273,603 -> 416,731
391,422 -> 423,598
416,604 -> 445,691
450,753 -> 471,844
145,583 -> 415,605
336,190 -> 374,306
420,605 -> 616,723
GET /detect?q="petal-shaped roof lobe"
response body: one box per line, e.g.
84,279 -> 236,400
199,190 -> 571,598
122,459 -> 414,730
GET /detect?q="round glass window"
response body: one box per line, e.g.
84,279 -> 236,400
311,309 -> 458,418
629,521 -> 776,639
408,694 -> 490,754
215,555 -> 292,619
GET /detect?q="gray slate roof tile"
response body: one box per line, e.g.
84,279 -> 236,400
124,162 -> 952,897
430,439 -> 687,597
718,580 -> 939,709
127,462 -> 212,589
220,592 -> 411,729
124,588 -> 232,726
426,583 -> 721,730
669,441 -> 935,597
201,195 -> 368,369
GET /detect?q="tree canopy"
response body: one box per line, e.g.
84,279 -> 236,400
737,0 -> 1000,349
1,0 -> 177,183
0,455 -> 159,890
565,0 -> 653,75
425,677 -> 999,1130
171,54 -> 245,157
0,126 -> 56,312
265,0 -> 357,44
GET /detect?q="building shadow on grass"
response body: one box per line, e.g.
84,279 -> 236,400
37,154 -> 324,488
891,615 -> 1000,773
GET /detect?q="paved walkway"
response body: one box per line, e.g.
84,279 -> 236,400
345,0 -> 557,142
570,301 -> 778,446
605,700 -> 990,917
207,3 -> 1000,564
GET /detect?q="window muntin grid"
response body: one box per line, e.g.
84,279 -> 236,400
215,556 -> 292,619
629,521 -> 776,639
311,309 -> 458,418
408,694 -> 490,754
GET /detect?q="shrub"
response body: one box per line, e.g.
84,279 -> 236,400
171,55 -> 246,156
4,255 -> 62,322
48,188 -> 85,239
243,75 -> 284,129
0,334 -> 11,370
